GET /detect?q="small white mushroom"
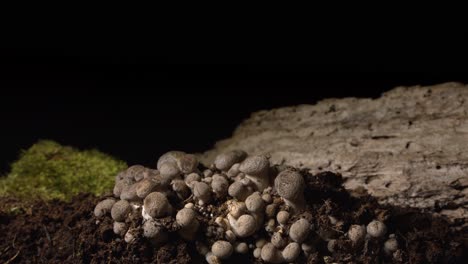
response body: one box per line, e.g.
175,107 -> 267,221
261,243 -> 284,263
289,218 -> 311,243
227,200 -> 247,219
226,163 -> 241,178
185,173 -> 201,188
214,150 -> 247,171
274,170 -> 306,213
384,236 -> 398,255
143,220 -> 168,244
111,200 -> 131,222
125,165 -> 146,182
239,155 -> 270,191
176,208 -> 199,241
348,224 -> 366,245
265,219 -> 276,233
262,193 -> 273,204
228,181 -> 253,201
235,242 -> 249,254
171,179 -> 191,199
205,252 -> 220,264
124,228 -> 137,243
245,192 -> 265,213
271,232 -> 287,249
94,198 -> 116,218
228,214 -> 257,238
143,192 -> 173,219
282,242 -> 301,262
211,174 -> 229,198
211,240 -> 233,259
203,169 -> 213,178
113,221 -> 127,236
366,220 -> 387,238
177,153 -> 199,174
256,238 -> 268,248
120,183 -> 140,201
113,181 -> 126,197
193,181 -> 212,205
136,178 -> 161,199
159,162 -> 180,181
276,211 -> 290,225
253,247 -> 262,258
265,204 -> 277,219
225,230 -> 236,242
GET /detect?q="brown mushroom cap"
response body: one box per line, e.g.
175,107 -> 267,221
211,240 -> 234,259
143,192 -> 172,218
348,224 -> 366,244
239,155 -> 269,175
233,214 -> 257,237
176,208 -> 197,227
193,182 -> 211,202
274,170 -> 304,200
228,181 -> 252,201
120,183 -> 139,201
214,150 -> 247,171
111,200 -> 131,222
143,220 -> 164,238
282,242 -> 301,262
289,218 -> 311,243
136,178 -> 158,199
177,153 -> 198,174
245,192 -> 265,213
159,162 -> 180,180
212,174 -> 229,197
94,198 -> 116,218
366,220 -> 387,238
113,221 -> 127,236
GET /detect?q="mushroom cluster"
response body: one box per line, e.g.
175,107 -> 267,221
94,150 -> 397,263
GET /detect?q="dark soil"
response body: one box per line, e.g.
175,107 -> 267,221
0,171 -> 466,263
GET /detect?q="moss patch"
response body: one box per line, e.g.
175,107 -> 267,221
0,140 -> 127,201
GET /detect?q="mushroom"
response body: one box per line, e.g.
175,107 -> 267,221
136,178 -> 163,199
226,163 -> 241,179
120,183 -> 140,201
347,224 -> 366,245
384,235 -> 398,255
265,204 -> 277,219
228,181 -> 253,201
234,242 -> 249,254
227,200 -> 247,219
214,150 -> 247,171
125,164 -> 147,182
260,242 -> 300,263
171,179 -> 190,200
193,181 -> 212,205
211,174 -> 229,198
282,242 -> 301,262
289,218 -> 311,243
94,198 -> 116,218
366,220 -> 387,238
185,173 -> 201,188
143,220 -> 168,244
211,240 -> 234,259
245,192 -> 265,227
124,228 -> 137,243
327,239 -> 338,253
143,192 -> 173,219
274,170 -> 306,213
159,162 -> 180,181
276,211 -> 290,226
176,208 -> 200,241
111,200 -> 131,222
228,214 -> 257,238
271,232 -> 287,249
113,221 -> 127,236
239,155 -> 270,191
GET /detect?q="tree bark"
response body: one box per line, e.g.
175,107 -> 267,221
201,82 -> 468,223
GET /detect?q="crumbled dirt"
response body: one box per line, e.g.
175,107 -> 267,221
0,171 -> 466,263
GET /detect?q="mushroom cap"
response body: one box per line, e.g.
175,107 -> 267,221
143,192 -> 172,218
120,183 -> 139,201
348,224 -> 366,244
282,242 -> 301,262
171,179 -> 190,198
245,192 -> 265,213
239,155 -> 269,175
235,242 -> 249,254
185,173 -> 201,187
177,153 -> 198,174
159,162 -> 180,180
214,150 -> 247,171
113,181 -> 126,197
228,201 -> 246,219
274,170 -> 304,200
126,164 -> 147,182
111,200 -> 131,222
211,174 -> 229,196
271,232 -> 287,249
176,208 -> 197,227
211,240 -> 234,259
384,237 -> 398,253
193,182 -> 211,199
115,170 -> 126,182
265,204 -> 277,219
143,220 -> 164,238
228,181 -> 251,201
261,243 -> 283,263
276,211 -> 290,225
234,214 -> 257,237
366,220 -> 387,238
289,218 -> 311,243
136,178 -> 159,198
113,221 -> 127,236
157,151 -> 186,170
327,239 -> 338,253
94,198 -> 116,218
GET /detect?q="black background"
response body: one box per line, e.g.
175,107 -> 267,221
1,48 -> 468,173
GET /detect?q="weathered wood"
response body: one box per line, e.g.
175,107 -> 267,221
202,82 -> 468,223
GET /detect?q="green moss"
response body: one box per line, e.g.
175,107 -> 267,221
0,140 -> 127,201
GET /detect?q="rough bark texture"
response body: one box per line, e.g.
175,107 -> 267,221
202,82 -> 468,223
